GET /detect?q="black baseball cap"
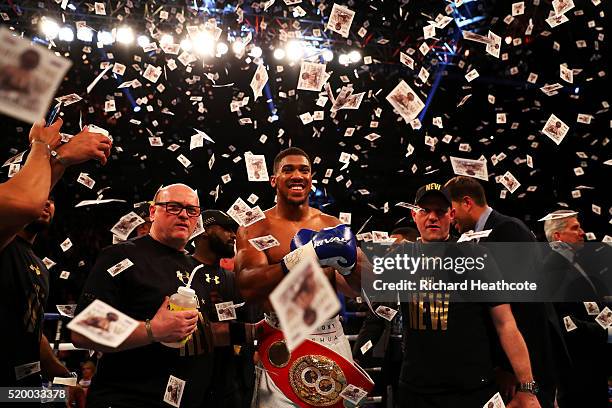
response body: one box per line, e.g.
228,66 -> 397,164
414,183 -> 452,207
201,210 -> 239,231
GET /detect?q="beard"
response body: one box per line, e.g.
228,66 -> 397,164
279,189 -> 309,206
209,234 -> 235,259
287,196 -> 308,206
24,218 -> 51,234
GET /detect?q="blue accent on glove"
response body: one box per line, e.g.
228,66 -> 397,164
292,225 -> 357,276
290,229 -> 317,251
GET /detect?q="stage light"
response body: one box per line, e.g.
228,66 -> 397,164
216,42 -> 229,55
133,106 -> 141,112
338,53 -> 349,65
505,36 -> 512,44
322,49 -> 334,62
41,19 -> 60,39
348,50 -> 361,63
193,32 -> 214,55
58,26 -> 74,42
137,35 -> 150,47
76,27 -> 93,42
97,30 -> 114,45
250,46 -> 263,58
180,38 -> 193,52
286,40 -> 303,61
160,34 -> 174,46
116,27 -> 134,44
232,39 -> 245,55
304,44 -> 318,57
273,48 -> 285,60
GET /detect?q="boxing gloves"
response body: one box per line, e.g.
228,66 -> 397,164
280,224 -> 357,276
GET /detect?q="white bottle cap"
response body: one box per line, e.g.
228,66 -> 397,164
178,286 -> 195,297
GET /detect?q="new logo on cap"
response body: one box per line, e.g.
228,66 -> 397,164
425,182 -> 441,191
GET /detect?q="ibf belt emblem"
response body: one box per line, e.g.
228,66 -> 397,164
289,355 -> 346,406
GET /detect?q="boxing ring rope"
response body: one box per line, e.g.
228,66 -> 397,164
43,314 -> 388,403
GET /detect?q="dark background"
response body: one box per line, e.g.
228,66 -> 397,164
0,0 -> 609,306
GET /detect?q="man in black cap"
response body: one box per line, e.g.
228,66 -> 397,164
393,182 -> 540,408
192,210 -> 256,408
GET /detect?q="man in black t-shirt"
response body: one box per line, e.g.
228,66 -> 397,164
0,118 -> 110,391
72,184 -> 215,408
192,209 -> 250,408
396,183 -> 540,408
0,199 -> 71,388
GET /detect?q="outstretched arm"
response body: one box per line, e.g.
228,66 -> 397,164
0,119 -> 62,251
50,126 -> 112,189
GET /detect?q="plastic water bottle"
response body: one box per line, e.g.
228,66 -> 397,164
160,286 -> 198,348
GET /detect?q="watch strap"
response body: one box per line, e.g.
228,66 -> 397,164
145,319 -> 156,342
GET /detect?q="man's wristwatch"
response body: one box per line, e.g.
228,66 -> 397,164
145,319 -> 156,343
517,380 -> 539,395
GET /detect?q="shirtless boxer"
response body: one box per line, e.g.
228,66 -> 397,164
235,147 -> 372,407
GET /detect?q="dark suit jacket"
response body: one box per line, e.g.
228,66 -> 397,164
543,250 -> 609,407
480,210 -> 570,388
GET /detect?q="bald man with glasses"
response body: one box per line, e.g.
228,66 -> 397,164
72,184 -> 216,408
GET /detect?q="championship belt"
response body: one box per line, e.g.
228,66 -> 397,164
257,320 -> 374,407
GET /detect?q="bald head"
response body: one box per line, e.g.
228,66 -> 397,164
149,183 -> 200,251
154,183 -> 199,204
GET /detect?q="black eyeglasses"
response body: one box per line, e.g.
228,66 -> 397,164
154,201 -> 201,217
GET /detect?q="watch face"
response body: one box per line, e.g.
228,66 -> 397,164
520,381 -> 538,394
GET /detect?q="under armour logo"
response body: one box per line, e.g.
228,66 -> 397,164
29,265 -> 41,276
176,270 -> 190,285
205,274 -> 220,285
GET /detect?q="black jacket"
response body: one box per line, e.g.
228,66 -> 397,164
543,250 -> 609,407
479,210 -> 570,389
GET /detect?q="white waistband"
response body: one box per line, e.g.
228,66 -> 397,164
264,313 -> 344,338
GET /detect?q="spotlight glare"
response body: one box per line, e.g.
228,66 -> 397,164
504,36 -> 512,44
232,39 -> 245,55
116,27 -> 134,44
286,41 -> 303,61
250,46 -> 263,58
304,44 -> 317,57
194,32 -> 215,55
76,27 -> 93,42
338,54 -> 349,65
97,30 -> 114,45
58,26 -> 74,42
41,19 -> 60,39
160,34 -> 174,45
137,35 -> 150,47
180,38 -> 193,52
348,50 -> 361,63
216,42 -> 229,55
273,48 -> 285,60
322,49 -> 334,62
